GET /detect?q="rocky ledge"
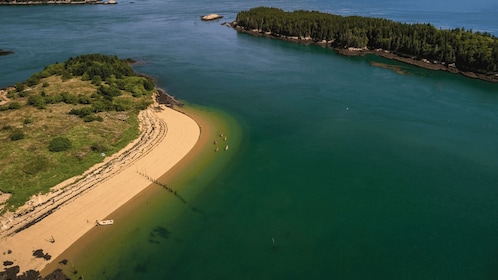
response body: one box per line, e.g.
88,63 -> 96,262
201,14 -> 223,21
0,49 -> 14,56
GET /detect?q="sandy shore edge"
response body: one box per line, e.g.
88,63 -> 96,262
0,101 -> 201,275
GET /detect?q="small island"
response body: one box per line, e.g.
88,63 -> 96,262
232,7 -> 498,82
201,13 -> 223,21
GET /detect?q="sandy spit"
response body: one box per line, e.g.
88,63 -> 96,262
0,102 -> 200,274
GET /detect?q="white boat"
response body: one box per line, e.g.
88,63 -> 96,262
96,219 -> 114,226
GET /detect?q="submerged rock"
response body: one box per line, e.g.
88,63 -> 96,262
0,49 -> 14,56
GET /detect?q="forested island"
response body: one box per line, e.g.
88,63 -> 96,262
233,7 -> 498,82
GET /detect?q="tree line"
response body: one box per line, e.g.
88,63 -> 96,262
6,54 -> 154,121
235,7 -> 498,75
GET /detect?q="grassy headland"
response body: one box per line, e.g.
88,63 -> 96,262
0,54 -> 154,211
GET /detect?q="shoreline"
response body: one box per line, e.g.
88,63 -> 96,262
40,104 -> 239,278
231,24 -> 498,83
0,99 -> 201,277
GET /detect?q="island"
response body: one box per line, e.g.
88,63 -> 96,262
232,7 -> 498,82
201,13 -> 223,21
0,54 -> 204,279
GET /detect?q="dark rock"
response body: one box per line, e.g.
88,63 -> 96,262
0,265 -> 20,279
2,261 -> 13,266
156,89 -> 183,107
18,269 -> 39,280
58,259 -> 68,265
0,49 -> 14,56
32,249 -> 44,258
43,269 -> 69,280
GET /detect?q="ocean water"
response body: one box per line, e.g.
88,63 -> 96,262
1,0 -> 498,279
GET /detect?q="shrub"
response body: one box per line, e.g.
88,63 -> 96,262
98,85 -> 121,99
83,114 -> 103,122
15,82 -> 25,92
78,94 -> 91,104
48,137 -> 72,152
42,82 -> 50,88
91,142 -> 110,153
27,95 -> 46,109
134,99 -> 153,110
61,70 -> 72,81
6,90 -> 17,99
68,106 -> 94,117
81,72 -> 91,81
143,78 -> 155,90
91,75 -> 102,86
10,130 -> 24,141
24,118 -> 33,125
113,97 -> 133,111
61,92 -> 79,105
43,94 -> 61,104
26,75 -> 41,86
8,102 -> 21,110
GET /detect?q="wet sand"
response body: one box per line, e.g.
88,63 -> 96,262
38,105 -> 235,277
0,103 -> 202,275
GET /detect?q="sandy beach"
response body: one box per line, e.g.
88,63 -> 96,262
0,102 -> 201,275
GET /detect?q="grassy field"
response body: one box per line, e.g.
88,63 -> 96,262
0,62 -> 153,212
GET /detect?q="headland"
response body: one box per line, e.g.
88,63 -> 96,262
0,98 -> 202,278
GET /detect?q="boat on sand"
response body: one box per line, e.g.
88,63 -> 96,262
96,219 -> 114,226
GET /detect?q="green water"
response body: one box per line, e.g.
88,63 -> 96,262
2,1 -> 498,278
69,48 -> 498,279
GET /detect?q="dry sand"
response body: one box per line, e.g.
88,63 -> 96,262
0,102 -> 200,274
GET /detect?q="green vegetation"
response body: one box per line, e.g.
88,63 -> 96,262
235,7 -> 498,75
9,130 -> 24,141
0,54 -> 155,211
48,137 -> 73,152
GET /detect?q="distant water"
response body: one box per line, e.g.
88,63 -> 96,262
1,0 -> 498,279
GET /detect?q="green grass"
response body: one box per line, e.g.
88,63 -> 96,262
0,59 -> 153,212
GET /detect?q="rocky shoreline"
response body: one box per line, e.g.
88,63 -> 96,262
230,22 -> 498,83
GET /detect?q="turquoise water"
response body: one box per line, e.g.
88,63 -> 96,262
1,0 -> 498,279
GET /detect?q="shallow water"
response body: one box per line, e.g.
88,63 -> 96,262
1,0 -> 498,279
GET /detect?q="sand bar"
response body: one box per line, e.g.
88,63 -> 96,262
0,103 -> 200,274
